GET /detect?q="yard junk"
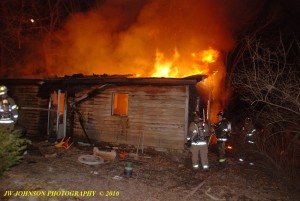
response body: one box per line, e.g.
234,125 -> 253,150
77,141 -> 92,146
136,132 -> 144,157
112,175 -> 123,180
184,180 -> 206,201
93,147 -> 117,160
78,155 -> 104,165
90,170 -> 99,175
205,187 -> 226,201
124,161 -> 133,176
44,153 -> 57,158
117,151 -> 129,159
54,137 -> 73,149
2,135 -> 298,201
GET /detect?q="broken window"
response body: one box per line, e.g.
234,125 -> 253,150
112,93 -> 128,116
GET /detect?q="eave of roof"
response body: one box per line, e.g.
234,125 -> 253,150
0,74 -> 207,87
0,78 -> 43,86
43,74 -> 207,86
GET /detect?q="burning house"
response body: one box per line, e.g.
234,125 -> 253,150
0,74 -> 209,151
0,0 -> 234,152
0,0 -> 233,152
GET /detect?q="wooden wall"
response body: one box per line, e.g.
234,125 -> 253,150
73,85 -> 190,150
6,85 -> 48,137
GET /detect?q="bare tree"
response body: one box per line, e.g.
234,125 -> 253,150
231,31 -> 300,177
0,0 -> 93,77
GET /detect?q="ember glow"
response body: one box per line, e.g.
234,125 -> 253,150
226,145 -> 233,150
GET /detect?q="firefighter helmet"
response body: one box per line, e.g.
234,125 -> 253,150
193,111 -> 203,123
217,111 -> 224,117
0,85 -> 8,96
193,111 -> 201,117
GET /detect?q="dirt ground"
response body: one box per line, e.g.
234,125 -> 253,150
0,139 -> 299,201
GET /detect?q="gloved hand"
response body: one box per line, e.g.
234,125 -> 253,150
185,140 -> 191,148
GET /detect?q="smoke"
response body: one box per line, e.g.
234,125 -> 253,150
43,0 -> 237,77
11,0 -> 270,78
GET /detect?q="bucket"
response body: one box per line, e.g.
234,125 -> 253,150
93,147 -> 116,159
124,161 -> 133,176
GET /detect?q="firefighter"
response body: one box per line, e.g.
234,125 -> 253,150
0,85 -> 19,131
186,111 -> 210,171
243,117 -> 256,144
213,111 -> 231,167
238,117 -> 257,163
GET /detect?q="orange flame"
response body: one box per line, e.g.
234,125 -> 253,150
192,48 -> 219,63
151,47 -> 219,78
151,49 -> 179,77
226,145 -> 233,150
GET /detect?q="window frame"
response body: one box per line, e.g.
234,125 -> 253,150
111,92 -> 129,116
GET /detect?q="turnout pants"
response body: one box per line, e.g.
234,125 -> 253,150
217,141 -> 226,163
0,122 -> 15,132
191,143 -> 209,169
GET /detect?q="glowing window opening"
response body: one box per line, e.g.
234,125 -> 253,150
112,93 -> 128,116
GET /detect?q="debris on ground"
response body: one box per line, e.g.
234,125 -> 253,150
0,140 -> 299,201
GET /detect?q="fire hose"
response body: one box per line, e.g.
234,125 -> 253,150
208,133 -> 214,145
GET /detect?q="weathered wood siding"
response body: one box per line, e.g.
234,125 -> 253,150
73,85 -> 190,150
6,85 -> 48,137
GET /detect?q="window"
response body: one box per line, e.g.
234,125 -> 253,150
112,93 -> 128,116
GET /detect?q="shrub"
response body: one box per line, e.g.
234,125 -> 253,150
0,126 -> 31,177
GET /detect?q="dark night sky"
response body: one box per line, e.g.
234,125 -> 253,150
275,0 -> 300,34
